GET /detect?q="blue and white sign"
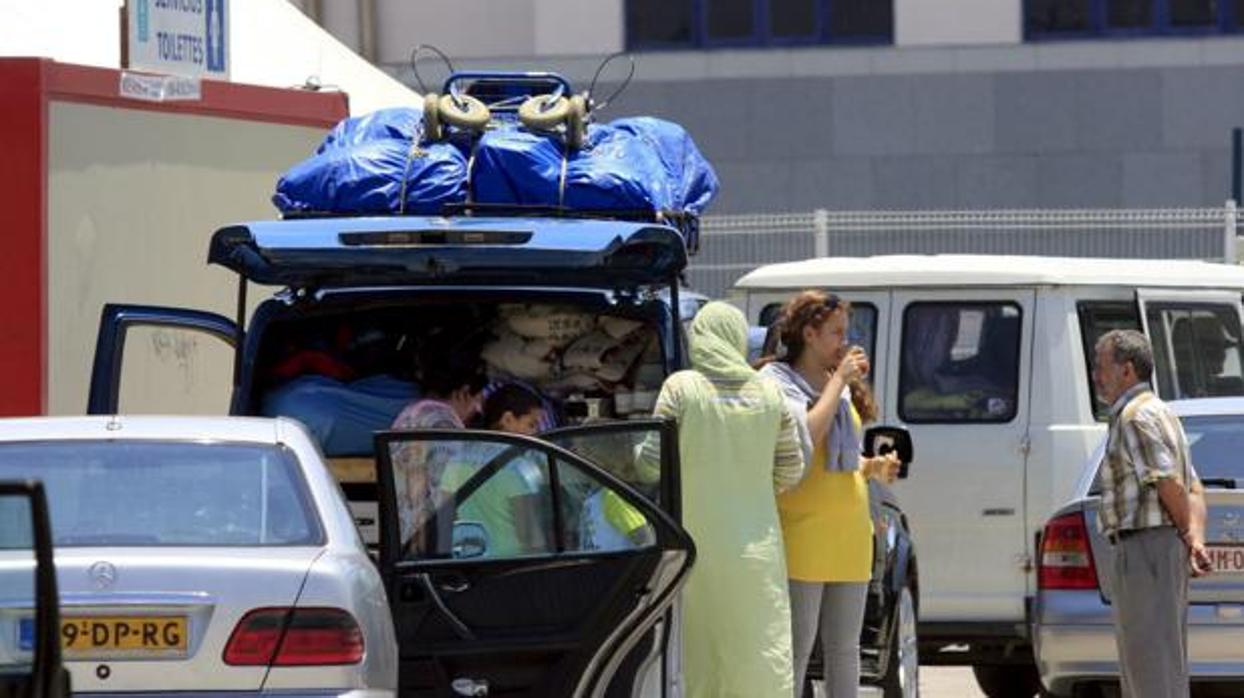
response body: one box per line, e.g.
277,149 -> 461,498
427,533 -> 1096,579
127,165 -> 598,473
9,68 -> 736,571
127,0 -> 229,80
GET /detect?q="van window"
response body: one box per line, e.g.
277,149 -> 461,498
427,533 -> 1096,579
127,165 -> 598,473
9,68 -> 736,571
1077,302 -> 1142,421
1144,303 -> 1244,400
899,302 -> 1022,423
757,301 -> 878,362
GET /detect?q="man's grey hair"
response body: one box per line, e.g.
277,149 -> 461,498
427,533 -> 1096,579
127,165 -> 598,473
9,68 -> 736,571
1096,329 -> 1154,381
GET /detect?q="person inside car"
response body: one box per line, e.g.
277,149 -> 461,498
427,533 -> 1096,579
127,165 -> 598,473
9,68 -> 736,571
390,351 -> 488,556
441,383 -> 551,557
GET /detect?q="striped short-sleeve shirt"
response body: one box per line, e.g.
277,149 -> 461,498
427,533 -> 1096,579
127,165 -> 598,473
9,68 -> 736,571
1099,383 -> 1197,537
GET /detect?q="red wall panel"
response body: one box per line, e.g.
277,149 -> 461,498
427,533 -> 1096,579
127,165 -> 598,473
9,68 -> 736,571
0,59 -> 47,416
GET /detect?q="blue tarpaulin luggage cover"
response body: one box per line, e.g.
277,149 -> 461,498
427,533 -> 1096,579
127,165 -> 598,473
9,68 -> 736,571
470,117 -> 718,216
272,108 -> 719,226
273,107 -> 468,215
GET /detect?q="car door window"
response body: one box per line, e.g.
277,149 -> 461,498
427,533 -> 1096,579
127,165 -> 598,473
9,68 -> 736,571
1144,303 -> 1244,400
381,433 -> 660,561
116,325 -> 235,414
88,305 -> 237,416
541,420 -> 673,513
899,302 -> 1023,423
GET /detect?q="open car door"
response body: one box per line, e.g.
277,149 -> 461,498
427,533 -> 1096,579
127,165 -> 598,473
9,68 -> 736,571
1135,289 -> 1244,400
0,480 -> 71,698
375,427 -> 693,698
86,304 -> 238,415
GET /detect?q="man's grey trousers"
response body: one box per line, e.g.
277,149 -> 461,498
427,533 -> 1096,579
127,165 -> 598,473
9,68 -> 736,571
1110,526 -> 1190,698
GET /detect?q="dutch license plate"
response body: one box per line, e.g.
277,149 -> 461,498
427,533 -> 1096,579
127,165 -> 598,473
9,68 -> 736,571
18,615 -> 188,657
1207,545 -> 1244,574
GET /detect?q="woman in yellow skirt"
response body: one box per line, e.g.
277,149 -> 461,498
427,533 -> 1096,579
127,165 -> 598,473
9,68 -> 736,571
759,290 -> 899,698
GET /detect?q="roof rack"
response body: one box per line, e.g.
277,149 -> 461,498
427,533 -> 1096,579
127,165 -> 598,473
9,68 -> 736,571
280,204 -> 701,255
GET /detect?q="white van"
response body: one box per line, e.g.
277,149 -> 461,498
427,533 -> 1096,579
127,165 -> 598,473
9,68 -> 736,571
731,254 -> 1244,696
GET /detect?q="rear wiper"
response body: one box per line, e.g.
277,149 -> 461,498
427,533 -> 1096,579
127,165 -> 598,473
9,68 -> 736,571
1200,477 -> 1239,490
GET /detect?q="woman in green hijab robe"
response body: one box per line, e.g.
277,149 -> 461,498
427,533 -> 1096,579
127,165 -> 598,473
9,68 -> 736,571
648,301 -> 805,697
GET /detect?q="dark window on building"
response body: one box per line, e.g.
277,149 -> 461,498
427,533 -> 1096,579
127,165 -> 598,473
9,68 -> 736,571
1026,0 -> 1093,32
771,0 -> 819,37
708,0 -> 757,40
1107,0 -> 1152,28
626,0 -> 893,49
627,0 -> 695,46
1171,0 -> 1217,26
830,0 -> 894,37
1026,0 -> 1239,37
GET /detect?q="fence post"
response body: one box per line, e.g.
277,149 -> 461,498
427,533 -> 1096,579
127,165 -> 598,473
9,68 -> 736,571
1226,200 -> 1239,264
814,208 -> 829,258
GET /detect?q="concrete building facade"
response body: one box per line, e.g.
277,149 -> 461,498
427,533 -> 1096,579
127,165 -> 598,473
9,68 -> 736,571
290,1 -> 1244,213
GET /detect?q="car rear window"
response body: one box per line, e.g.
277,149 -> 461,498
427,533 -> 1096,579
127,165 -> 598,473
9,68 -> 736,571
1184,415 -> 1244,482
0,441 -> 322,548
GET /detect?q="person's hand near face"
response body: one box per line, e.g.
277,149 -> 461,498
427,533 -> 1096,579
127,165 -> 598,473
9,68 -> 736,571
836,346 -> 868,384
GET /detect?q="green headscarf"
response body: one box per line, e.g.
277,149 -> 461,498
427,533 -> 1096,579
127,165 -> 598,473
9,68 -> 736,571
688,301 -> 754,382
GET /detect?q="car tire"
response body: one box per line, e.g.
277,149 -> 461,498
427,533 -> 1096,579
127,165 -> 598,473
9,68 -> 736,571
972,662 -> 1042,698
878,583 -> 919,698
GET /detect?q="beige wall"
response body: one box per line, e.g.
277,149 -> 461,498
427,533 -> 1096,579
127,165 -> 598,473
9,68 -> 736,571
46,102 -> 325,415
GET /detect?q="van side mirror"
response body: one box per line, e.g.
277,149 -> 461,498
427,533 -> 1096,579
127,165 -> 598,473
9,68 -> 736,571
0,479 -> 70,698
864,426 -> 914,479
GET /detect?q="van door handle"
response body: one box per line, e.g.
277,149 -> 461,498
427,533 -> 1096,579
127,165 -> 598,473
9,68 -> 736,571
982,508 -> 1015,517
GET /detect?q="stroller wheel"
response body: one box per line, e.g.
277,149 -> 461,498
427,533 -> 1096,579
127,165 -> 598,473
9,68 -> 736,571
518,94 -> 571,130
421,92 -> 443,142
566,94 -> 588,150
438,93 -> 491,131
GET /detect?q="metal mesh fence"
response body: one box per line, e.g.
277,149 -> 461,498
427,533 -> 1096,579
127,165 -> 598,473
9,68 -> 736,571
687,206 -> 1239,298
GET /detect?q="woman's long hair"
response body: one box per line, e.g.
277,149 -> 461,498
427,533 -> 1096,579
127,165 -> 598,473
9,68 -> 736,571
756,289 -> 878,424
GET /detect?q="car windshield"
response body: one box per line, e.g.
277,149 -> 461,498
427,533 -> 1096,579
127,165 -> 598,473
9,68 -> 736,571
0,441 -> 321,547
1184,414 -> 1244,483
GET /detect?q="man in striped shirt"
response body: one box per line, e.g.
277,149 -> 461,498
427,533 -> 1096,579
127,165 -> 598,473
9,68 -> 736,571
1093,329 -> 1211,698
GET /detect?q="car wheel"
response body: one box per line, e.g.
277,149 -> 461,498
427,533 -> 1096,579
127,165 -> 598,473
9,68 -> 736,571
972,662 -> 1042,698
879,583 -> 919,698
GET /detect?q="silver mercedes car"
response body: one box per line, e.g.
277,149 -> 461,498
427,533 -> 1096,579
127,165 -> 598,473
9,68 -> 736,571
0,416 -> 397,696
1033,398 -> 1244,698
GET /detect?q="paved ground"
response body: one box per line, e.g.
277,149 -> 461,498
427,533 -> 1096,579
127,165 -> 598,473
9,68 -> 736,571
918,667 -> 987,697
811,666 -> 989,697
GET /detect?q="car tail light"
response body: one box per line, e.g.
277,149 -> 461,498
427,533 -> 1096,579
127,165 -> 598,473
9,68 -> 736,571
1038,512 -> 1100,591
224,607 -> 364,666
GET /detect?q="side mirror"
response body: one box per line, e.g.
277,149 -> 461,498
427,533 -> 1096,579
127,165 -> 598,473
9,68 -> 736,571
0,479 -> 70,698
864,426 -> 914,479
451,521 -> 490,560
